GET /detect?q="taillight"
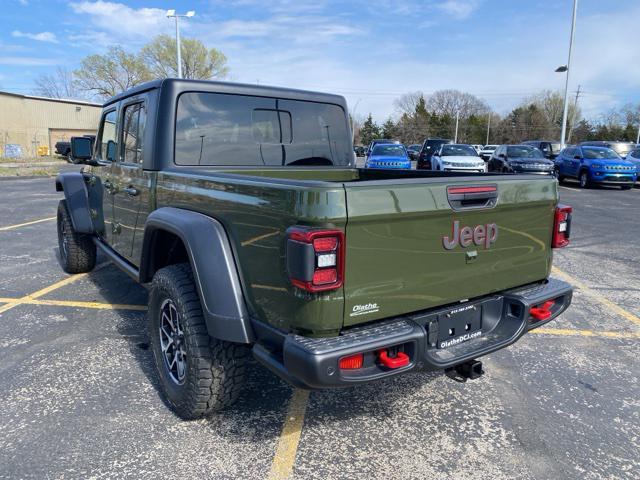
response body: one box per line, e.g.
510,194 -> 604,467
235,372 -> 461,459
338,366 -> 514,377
552,204 -> 572,248
286,227 -> 345,292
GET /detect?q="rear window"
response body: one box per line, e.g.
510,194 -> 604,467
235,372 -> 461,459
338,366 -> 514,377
175,92 -> 352,166
609,143 -> 634,156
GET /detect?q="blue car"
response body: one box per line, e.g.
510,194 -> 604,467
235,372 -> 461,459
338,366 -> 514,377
365,143 -> 411,170
555,146 -> 637,189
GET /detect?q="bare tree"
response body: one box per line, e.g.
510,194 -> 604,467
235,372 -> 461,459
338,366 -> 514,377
394,91 -> 425,116
33,67 -> 82,99
74,46 -> 152,100
426,89 -> 490,118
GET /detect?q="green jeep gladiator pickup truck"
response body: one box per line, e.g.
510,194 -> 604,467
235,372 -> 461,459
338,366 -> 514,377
56,79 -> 573,419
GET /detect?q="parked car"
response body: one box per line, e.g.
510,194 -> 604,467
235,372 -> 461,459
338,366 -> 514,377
431,144 -> 486,172
406,144 -> 421,160
354,146 -> 366,157
521,140 -> 562,159
57,78 -> 573,419
55,141 -> 71,158
417,138 -> 453,169
366,138 -> 400,157
626,147 -> 640,182
488,145 -> 555,174
555,146 -> 637,189
579,141 -> 636,159
365,143 -> 411,170
471,144 -> 484,154
479,144 -> 498,160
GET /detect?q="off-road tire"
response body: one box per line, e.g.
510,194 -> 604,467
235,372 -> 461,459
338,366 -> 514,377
57,200 -> 96,273
149,263 -> 249,420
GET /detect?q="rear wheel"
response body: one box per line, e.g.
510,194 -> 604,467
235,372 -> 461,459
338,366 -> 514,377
149,263 -> 250,419
621,185 -> 632,190
57,200 -> 96,273
579,170 -> 591,189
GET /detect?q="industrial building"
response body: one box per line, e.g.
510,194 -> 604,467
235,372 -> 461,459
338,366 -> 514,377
0,91 -> 102,157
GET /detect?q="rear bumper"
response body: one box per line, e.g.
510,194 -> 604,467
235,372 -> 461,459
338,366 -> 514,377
253,277 -> 572,389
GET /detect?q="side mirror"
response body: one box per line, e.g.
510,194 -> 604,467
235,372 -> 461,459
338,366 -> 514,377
106,140 -> 117,162
70,136 -> 93,162
574,154 -> 582,160
499,153 -> 506,159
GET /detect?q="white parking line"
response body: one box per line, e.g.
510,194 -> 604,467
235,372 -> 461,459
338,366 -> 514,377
559,185 -> 582,192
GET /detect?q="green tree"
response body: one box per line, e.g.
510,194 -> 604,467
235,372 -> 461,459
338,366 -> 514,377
74,46 -> 152,99
381,118 -> 397,139
359,114 -> 381,146
140,34 -> 229,80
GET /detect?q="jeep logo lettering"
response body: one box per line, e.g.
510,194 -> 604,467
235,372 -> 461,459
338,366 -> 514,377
443,220 -> 498,250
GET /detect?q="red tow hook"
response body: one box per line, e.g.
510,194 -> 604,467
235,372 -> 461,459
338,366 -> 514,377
530,300 -> 555,321
378,350 -> 410,369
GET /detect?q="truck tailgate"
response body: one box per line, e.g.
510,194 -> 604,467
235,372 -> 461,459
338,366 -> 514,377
342,176 -> 557,326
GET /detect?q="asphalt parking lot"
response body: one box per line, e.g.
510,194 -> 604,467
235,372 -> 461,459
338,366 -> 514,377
0,175 -> 638,480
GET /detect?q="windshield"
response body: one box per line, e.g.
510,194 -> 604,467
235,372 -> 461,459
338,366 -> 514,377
582,147 -> 620,159
407,145 -> 421,151
440,145 -> 478,156
371,145 -> 407,157
550,143 -> 561,152
483,145 -> 498,151
507,146 -> 544,158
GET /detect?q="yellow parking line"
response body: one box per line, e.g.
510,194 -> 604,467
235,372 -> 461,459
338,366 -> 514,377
0,216 -> 56,231
531,327 -> 640,339
0,294 -> 146,311
0,263 -> 107,315
552,266 -> 640,327
267,389 -> 310,480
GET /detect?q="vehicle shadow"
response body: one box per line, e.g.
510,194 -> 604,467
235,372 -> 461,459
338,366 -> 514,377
62,250 -> 445,440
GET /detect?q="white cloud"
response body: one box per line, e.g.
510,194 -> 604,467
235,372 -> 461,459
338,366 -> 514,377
11,30 -> 58,43
435,0 -> 480,20
0,56 -> 60,66
68,1 -> 170,42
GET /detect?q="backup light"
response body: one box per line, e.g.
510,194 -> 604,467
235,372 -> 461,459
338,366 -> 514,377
552,204 -> 572,248
287,227 -> 345,292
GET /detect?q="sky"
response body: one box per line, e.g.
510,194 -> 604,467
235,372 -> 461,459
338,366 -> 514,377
1,0 -> 639,122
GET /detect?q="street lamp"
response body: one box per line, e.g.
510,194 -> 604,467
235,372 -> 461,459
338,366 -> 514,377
166,9 -> 195,79
557,0 -> 578,150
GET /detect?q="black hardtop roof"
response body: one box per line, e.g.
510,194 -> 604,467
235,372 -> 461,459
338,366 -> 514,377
104,78 -> 347,107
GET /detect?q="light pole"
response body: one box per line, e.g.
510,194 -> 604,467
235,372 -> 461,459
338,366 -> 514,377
557,0 -> 578,149
454,110 -> 460,143
166,9 -> 195,79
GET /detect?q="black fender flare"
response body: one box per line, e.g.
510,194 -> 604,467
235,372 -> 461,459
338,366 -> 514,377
140,207 -> 254,344
55,172 -> 95,234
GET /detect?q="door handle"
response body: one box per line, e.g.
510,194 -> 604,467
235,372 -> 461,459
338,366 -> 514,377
123,186 -> 139,197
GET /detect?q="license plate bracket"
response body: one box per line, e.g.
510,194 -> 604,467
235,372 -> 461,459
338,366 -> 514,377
437,304 -> 482,349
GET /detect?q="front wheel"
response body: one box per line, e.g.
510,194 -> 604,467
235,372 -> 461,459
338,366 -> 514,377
57,200 -> 96,273
149,263 -> 250,419
620,185 -> 632,190
579,171 -> 591,189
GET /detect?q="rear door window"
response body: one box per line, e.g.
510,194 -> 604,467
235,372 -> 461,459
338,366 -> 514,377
120,103 -> 146,164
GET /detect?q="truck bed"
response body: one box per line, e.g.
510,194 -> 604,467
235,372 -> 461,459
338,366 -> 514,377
157,167 -> 558,336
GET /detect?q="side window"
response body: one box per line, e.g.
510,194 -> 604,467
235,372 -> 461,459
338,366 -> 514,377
99,109 -> 118,161
121,103 -> 146,164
